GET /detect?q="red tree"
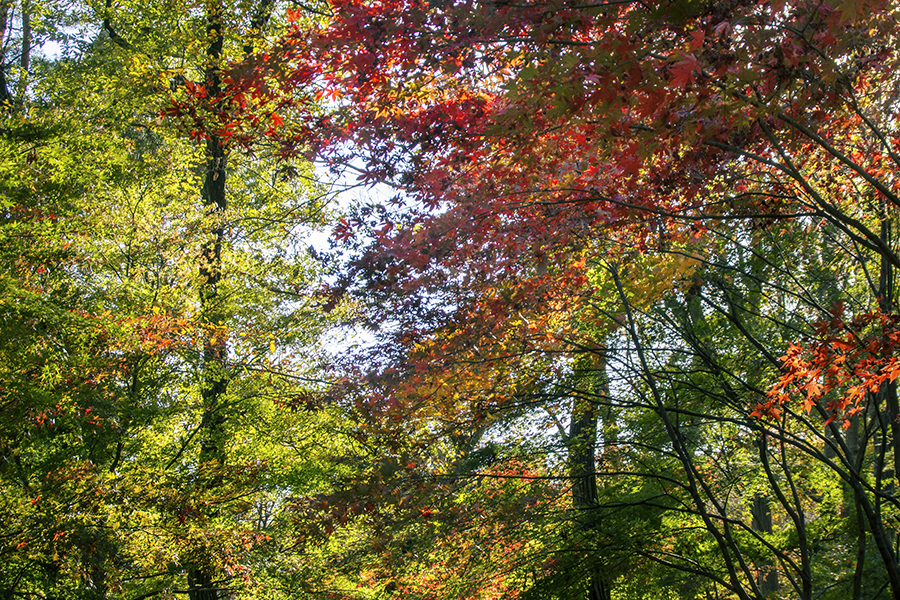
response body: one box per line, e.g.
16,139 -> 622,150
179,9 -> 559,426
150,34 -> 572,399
235,1 -> 900,597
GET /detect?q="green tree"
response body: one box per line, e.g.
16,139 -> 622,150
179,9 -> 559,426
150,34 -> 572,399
0,0 -> 347,598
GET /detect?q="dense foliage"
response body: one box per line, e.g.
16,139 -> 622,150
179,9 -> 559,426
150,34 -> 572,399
273,1 -> 900,599
4,0 -> 900,599
0,0 -> 355,598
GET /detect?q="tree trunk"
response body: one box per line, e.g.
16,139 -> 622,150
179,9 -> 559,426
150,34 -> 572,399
188,2 -> 227,598
568,352 -> 611,600
16,0 -> 30,104
0,0 -> 12,105
750,495 -> 778,595
878,218 -> 900,483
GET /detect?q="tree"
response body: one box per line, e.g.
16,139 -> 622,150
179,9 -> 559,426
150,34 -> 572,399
0,1 -> 349,598
259,0 -> 900,598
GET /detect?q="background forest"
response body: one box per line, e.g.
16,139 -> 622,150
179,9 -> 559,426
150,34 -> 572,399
2,0 -> 900,599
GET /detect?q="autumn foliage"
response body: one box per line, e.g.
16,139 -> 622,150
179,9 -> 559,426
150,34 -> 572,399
7,0 -> 900,599
257,0 -> 900,598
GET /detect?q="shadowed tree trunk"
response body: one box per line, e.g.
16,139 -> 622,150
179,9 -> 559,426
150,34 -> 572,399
16,0 -> 30,104
0,0 -> 12,105
187,1 -> 228,597
568,351 -> 611,600
751,495 -> 778,595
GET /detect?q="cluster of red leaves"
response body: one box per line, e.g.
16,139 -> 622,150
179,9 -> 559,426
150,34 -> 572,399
148,0 -> 900,327
757,305 -> 900,426
159,49 -> 331,159
154,0 -> 900,263
159,0 -> 900,470
253,2 -> 900,455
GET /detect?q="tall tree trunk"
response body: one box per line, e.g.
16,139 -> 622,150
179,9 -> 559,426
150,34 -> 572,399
188,2 -> 227,598
0,0 -> 12,105
750,495 -> 778,595
15,0 -> 29,104
873,216 -> 900,600
878,218 -> 900,482
568,352 -> 611,600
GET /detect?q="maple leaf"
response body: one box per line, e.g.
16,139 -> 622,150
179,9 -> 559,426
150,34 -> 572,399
635,88 -> 669,119
802,394 -> 816,414
805,378 -> 823,397
837,0 -> 867,23
669,53 -> 701,90
885,360 -> 900,382
751,402 -> 781,421
688,29 -> 705,52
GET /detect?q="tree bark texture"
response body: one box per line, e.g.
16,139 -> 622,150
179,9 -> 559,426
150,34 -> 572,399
568,352 -> 612,600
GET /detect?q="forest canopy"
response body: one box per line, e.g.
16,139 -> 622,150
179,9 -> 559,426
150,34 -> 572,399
2,0 -> 900,599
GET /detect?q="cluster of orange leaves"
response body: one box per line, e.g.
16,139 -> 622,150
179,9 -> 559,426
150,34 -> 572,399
755,306 -> 900,426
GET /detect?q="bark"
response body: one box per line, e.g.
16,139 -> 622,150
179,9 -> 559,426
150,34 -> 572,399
873,216 -> 900,600
188,2 -> 227,598
852,503 -> 866,600
568,352 -> 611,600
750,496 -> 779,595
876,217 -> 900,481
187,569 -> 218,600
15,0 -> 29,104
0,0 -> 12,105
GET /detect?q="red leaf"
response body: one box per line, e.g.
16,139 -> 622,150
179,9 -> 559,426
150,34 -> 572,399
669,53 -> 701,90
688,30 -> 705,52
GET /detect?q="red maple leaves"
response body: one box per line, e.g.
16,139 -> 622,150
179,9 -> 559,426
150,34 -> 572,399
757,306 -> 900,426
174,0 -> 900,439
